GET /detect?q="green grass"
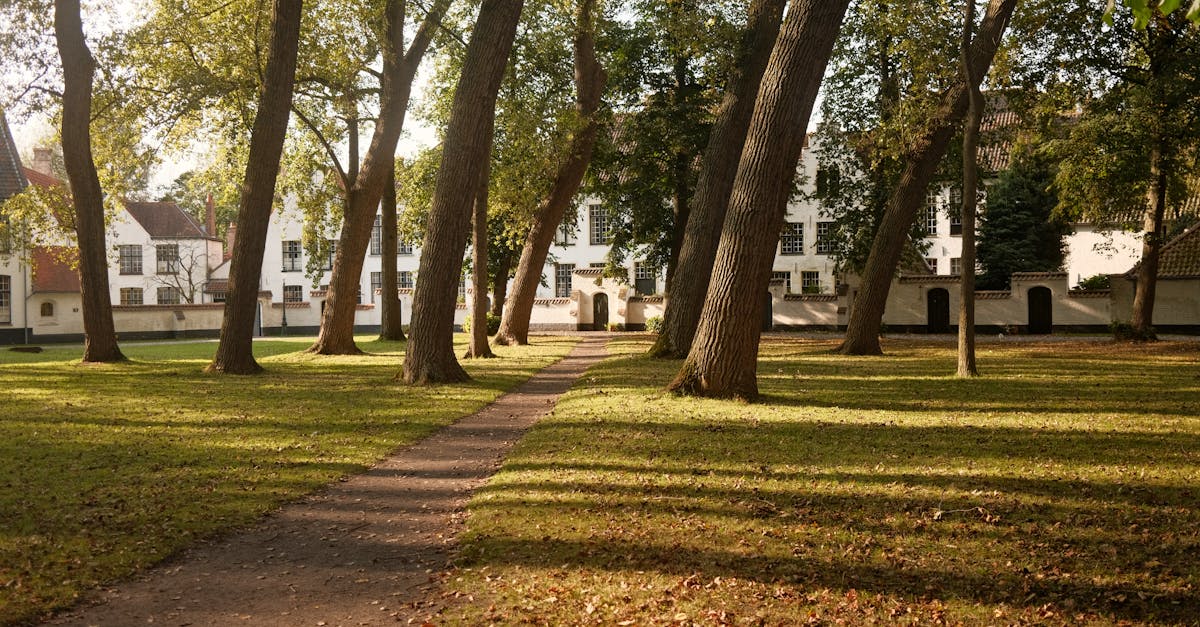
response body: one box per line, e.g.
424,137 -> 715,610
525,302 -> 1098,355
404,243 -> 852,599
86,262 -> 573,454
0,335 -> 577,626
445,336 -> 1200,626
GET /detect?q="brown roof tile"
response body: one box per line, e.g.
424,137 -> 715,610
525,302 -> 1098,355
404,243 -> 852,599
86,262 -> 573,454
22,166 -> 62,188
1142,221 -> 1200,278
123,200 -> 208,238
31,246 -> 81,293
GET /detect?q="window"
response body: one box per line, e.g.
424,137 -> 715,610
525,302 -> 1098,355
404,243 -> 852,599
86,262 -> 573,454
40,301 -> 54,317
925,258 -> 939,274
398,239 -> 413,255
157,286 -> 181,305
155,244 -> 179,274
210,290 -> 226,303
398,271 -> 413,290
370,216 -> 382,255
771,271 -> 791,293
282,240 -> 302,272
816,221 -> 836,254
556,217 -> 577,246
555,264 -> 574,298
801,271 -> 821,293
458,275 -> 467,302
588,203 -> 610,245
119,287 -> 143,305
633,262 -> 657,296
925,190 -> 940,235
950,257 -> 962,276
323,239 -> 337,271
949,187 -> 963,236
370,271 -> 382,302
815,165 -> 841,199
119,245 -> 142,275
780,222 -> 804,255
283,284 -> 304,303
0,275 -> 10,323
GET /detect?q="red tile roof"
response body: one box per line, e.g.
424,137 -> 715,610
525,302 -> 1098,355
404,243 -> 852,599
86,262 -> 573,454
1138,221 -> 1200,279
31,246 -> 81,293
22,166 -> 63,188
123,200 -> 209,238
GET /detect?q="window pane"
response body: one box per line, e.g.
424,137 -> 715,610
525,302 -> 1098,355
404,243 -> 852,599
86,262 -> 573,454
588,204 -> 610,245
282,240 -> 302,272
369,216 -> 382,255
555,264 -> 574,298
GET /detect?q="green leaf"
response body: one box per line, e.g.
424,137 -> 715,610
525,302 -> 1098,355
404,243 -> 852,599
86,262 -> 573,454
1159,0 -> 1183,15
1187,0 -> 1200,21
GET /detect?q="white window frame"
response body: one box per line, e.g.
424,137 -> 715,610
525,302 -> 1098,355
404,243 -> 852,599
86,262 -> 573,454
780,222 -> 804,255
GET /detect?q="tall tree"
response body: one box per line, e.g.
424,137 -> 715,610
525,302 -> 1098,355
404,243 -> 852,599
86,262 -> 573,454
207,0 -> 304,374
838,0 -> 1018,356
53,0 -> 124,363
378,164 -> 405,340
492,0 -> 605,347
957,0 -> 982,377
401,0 -> 524,384
307,0 -> 450,355
667,0 -> 851,401
648,0 -> 786,358
465,148 -> 494,358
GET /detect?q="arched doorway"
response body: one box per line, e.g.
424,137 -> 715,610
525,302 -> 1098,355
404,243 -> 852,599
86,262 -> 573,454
593,293 -> 609,331
1028,286 -> 1053,334
927,288 -> 951,334
762,291 -> 773,332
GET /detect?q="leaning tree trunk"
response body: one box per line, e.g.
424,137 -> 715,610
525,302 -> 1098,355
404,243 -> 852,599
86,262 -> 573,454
649,0 -> 786,358
54,0 -> 124,363
308,0 -> 448,355
957,0 -> 981,377
493,0 -> 605,346
490,251 -> 511,317
378,164 -> 405,340
465,156 -> 495,358
1131,140 -> 1167,338
839,0 -> 1017,356
402,0 -> 524,384
208,0 -> 303,374
667,0 -> 851,401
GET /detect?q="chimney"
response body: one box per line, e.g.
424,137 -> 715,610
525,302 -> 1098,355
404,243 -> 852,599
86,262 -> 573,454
205,193 -> 217,237
32,147 -> 53,175
224,224 -> 236,261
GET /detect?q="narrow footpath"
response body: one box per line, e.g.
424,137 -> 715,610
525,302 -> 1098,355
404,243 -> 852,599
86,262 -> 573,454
48,337 -> 609,627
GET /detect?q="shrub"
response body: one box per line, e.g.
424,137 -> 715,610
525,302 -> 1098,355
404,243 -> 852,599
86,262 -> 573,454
1110,321 -> 1156,342
1076,274 -> 1111,291
607,322 -> 625,332
645,316 -> 663,333
462,313 -> 502,335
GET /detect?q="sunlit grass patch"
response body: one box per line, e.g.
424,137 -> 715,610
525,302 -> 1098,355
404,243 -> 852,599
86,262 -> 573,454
445,335 -> 1200,625
0,334 -> 577,625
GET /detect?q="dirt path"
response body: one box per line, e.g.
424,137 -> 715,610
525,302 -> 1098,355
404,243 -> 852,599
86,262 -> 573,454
47,337 -> 608,627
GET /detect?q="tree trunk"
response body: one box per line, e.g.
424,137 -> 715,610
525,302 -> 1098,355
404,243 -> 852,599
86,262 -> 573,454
53,0 -> 125,363
308,0 -> 448,355
378,164 -> 405,340
649,0 -> 785,358
402,0 -> 524,384
667,0 -> 851,401
664,55 -> 693,289
207,0 -> 303,374
490,251 -> 511,317
1131,140 -> 1166,338
493,0 -> 605,347
957,0 -> 981,377
839,0 -> 1017,356
465,157 -> 495,359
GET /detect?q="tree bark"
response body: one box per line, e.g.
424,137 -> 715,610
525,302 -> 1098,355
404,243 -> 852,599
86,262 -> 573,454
402,0 -> 524,384
957,0 -> 981,377
839,0 -> 1017,356
207,0 -> 303,374
667,0 -> 851,401
53,0 -> 125,363
1131,140 -> 1166,338
465,156 -> 495,358
493,0 -> 605,346
378,164 -> 405,340
649,0 -> 786,358
308,0 -> 448,355
490,251 -> 511,317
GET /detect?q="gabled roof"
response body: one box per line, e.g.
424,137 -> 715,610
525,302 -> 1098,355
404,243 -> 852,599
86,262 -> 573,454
123,200 -> 209,238
1131,221 -> 1200,279
23,166 -> 62,188
31,246 -> 81,293
0,110 -> 29,202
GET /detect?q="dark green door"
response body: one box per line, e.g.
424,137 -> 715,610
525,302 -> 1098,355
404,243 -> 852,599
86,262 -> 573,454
927,288 -> 950,333
1028,286 -> 1053,334
593,293 -> 609,330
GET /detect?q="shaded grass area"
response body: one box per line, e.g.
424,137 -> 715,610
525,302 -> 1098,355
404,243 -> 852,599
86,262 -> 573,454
445,336 -> 1200,625
0,335 -> 576,626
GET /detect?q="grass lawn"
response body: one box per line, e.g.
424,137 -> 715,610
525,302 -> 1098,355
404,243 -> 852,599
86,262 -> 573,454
0,335 -> 576,625
445,336 -> 1200,625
